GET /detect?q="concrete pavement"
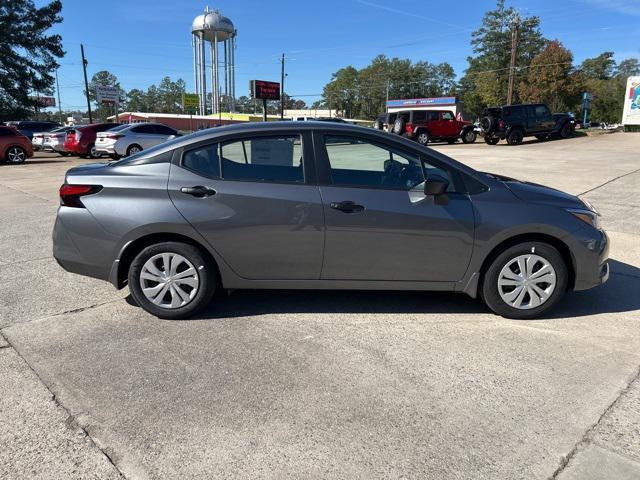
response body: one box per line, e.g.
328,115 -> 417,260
1,133 -> 639,479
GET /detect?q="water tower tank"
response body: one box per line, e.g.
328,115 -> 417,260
192,10 -> 234,42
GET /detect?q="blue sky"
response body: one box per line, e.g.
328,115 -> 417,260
45,0 -> 640,111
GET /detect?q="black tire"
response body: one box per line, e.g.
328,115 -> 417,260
86,143 -> 99,159
560,122 -> 573,139
128,242 -> 216,319
506,129 -> 524,145
535,135 -> 547,141
461,129 -> 477,144
109,154 -> 121,160
127,144 -> 143,156
5,146 -> 27,164
415,130 -> 430,145
480,116 -> 495,133
392,117 -> 405,135
447,138 -> 457,144
481,242 -> 568,319
59,152 -> 70,157
484,136 -> 499,145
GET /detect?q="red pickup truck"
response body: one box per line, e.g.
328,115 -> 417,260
390,110 -> 476,145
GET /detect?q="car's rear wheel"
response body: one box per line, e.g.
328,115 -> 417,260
127,144 -> 142,156
484,136 -> 499,145
5,146 -> 27,164
481,242 -> 568,319
416,131 -> 430,145
506,129 -> 524,145
128,242 -> 216,319
462,129 -> 477,144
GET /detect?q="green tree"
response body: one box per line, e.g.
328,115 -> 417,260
577,52 -> 626,123
0,0 -> 64,119
125,88 -> 147,112
518,40 -> 579,112
459,0 -> 546,116
157,76 -> 186,113
616,58 -> 640,79
580,52 -> 615,80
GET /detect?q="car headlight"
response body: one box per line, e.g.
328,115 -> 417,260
567,208 -> 599,229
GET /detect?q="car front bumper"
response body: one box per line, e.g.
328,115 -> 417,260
569,226 -> 609,291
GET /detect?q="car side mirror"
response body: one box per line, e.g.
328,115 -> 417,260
424,175 -> 449,196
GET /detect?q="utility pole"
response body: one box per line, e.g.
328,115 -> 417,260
385,79 -> 390,111
81,44 -> 93,123
55,69 -> 63,124
280,53 -> 285,120
506,15 -> 520,106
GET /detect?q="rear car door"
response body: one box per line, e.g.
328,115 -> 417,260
130,124 -> 162,149
168,131 -> 325,280
316,133 -> 475,282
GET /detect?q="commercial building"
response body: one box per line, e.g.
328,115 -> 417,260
386,96 -> 464,119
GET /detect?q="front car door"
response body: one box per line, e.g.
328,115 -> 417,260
535,104 -> 555,132
439,111 -> 460,137
168,130 -> 325,280
315,132 -> 475,282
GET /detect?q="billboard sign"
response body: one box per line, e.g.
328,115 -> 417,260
250,80 -> 281,100
386,96 -> 457,108
29,96 -> 56,107
182,93 -> 199,110
622,76 -> 640,126
95,85 -> 120,104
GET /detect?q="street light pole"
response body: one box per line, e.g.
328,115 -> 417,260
280,53 -> 285,120
55,69 -> 63,124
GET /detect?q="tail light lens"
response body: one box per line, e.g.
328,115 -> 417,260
499,120 -> 505,129
59,184 -> 102,208
66,131 -> 76,141
406,124 -> 414,134
106,134 -> 124,139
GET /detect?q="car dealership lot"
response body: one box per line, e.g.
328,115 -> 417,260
1,134 -> 639,479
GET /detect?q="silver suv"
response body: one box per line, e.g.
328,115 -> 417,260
53,122 -> 608,320
95,122 -> 178,158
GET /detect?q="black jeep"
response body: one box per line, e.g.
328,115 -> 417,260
480,103 -> 575,145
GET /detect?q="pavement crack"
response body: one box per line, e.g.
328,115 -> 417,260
549,363 -> 640,479
2,338 -> 128,479
578,167 -> 640,196
0,182 -> 55,203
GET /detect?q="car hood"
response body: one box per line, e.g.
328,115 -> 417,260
484,172 -> 585,209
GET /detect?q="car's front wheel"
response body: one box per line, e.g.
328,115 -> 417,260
481,242 -> 568,319
484,136 -> 499,145
506,129 -> 524,145
128,242 -> 216,319
5,146 -> 27,164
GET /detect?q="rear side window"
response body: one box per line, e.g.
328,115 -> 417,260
156,125 -> 177,135
182,143 -> 220,178
413,111 -> 427,122
220,135 -> 304,184
131,124 -> 157,134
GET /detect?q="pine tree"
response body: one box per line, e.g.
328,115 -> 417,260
0,0 -> 64,119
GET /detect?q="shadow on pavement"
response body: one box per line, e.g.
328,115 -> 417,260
1,159 -> 69,166
124,258 -> 640,320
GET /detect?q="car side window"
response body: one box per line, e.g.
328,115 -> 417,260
323,135 -> 424,190
535,105 -> 550,117
220,135 -> 303,184
422,158 -> 456,193
182,143 -> 221,178
428,111 -> 439,121
156,125 -> 177,135
131,124 -> 156,134
441,111 -> 454,120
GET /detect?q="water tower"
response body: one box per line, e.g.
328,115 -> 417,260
192,7 -> 237,114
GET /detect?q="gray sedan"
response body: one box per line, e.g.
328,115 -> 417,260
52,122 -> 609,319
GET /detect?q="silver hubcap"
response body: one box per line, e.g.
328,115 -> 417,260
129,147 -> 140,155
140,253 -> 199,309
7,147 -> 25,162
466,131 -> 474,141
498,254 -> 556,310
418,133 -> 428,143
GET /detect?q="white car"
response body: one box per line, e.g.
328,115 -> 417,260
43,127 -> 74,156
95,123 -> 179,158
32,126 -> 68,151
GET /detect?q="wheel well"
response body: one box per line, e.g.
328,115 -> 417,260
116,232 -> 220,288
479,233 -> 576,290
127,143 -> 143,153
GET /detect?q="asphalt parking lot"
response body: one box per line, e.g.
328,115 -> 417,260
1,133 -> 639,479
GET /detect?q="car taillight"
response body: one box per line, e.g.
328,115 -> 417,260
499,120 -> 505,129
107,134 -> 124,139
59,184 -> 102,208
406,124 -> 414,133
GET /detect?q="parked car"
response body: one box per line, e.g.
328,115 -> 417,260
480,104 -> 575,145
63,123 -> 121,158
53,122 -> 608,320
0,126 -> 34,164
5,121 -> 61,140
373,114 -> 386,130
43,126 -> 75,156
95,123 -> 179,159
33,126 -> 70,152
390,110 -> 477,145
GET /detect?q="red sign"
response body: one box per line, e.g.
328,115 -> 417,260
250,80 -> 280,100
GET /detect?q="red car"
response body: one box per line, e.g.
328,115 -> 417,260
0,126 -> 34,164
390,109 -> 477,145
63,123 -> 120,158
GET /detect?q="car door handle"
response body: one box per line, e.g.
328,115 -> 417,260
330,201 -> 365,213
180,186 -> 216,198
